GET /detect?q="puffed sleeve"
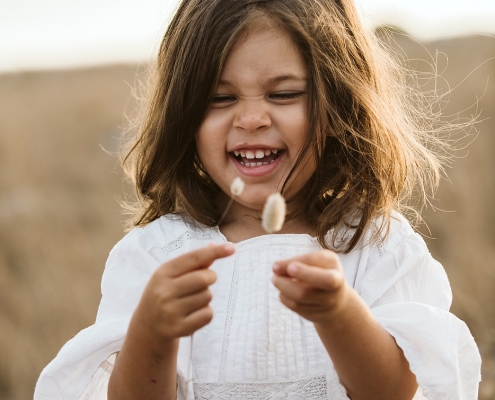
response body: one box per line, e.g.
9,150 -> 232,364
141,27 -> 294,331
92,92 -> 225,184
355,217 -> 481,399
34,227 -> 169,400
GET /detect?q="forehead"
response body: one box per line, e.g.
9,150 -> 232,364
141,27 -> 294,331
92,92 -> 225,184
219,19 -> 308,86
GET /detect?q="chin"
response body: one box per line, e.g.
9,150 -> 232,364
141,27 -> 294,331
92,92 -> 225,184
236,195 -> 267,212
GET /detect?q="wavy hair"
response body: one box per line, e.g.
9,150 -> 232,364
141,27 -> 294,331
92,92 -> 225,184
122,0 -> 450,253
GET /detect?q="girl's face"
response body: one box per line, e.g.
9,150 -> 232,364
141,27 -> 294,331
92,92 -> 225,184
196,20 -> 315,213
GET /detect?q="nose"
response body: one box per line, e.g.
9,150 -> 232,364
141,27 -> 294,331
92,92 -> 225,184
234,100 -> 271,133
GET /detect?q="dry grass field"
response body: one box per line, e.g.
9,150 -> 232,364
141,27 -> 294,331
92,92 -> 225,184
0,32 -> 494,399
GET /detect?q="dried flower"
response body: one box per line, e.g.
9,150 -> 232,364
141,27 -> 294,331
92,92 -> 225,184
262,193 -> 286,233
217,177 -> 245,226
230,177 -> 245,196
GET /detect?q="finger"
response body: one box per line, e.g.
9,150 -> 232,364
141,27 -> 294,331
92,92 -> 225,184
174,268 -> 217,297
176,289 -> 213,316
272,274 -> 327,305
201,243 -> 219,269
285,261 -> 344,291
279,293 -> 305,312
278,293 -> 327,314
272,250 -> 340,276
180,306 -> 214,336
166,243 -> 235,277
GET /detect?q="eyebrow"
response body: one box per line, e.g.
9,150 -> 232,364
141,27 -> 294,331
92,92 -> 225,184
218,74 -> 307,87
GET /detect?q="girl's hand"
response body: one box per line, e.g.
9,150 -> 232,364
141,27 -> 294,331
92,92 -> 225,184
271,250 -> 350,326
135,242 -> 236,341
109,243 -> 235,400
272,251 -> 418,399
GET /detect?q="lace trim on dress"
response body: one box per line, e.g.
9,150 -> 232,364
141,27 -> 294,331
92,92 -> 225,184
369,223 -> 386,259
163,230 -> 213,255
193,375 -> 327,400
218,255 -> 240,381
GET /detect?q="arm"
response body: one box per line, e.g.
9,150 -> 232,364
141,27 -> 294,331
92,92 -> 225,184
108,243 -> 236,400
107,319 -> 179,400
272,251 -> 418,400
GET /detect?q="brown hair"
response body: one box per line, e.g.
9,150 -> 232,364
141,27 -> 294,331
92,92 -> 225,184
122,0 -> 448,253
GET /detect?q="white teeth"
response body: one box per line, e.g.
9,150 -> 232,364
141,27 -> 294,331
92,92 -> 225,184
239,159 -> 275,167
235,148 -> 281,163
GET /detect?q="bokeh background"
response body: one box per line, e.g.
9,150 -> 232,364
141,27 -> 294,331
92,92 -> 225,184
0,1 -> 494,399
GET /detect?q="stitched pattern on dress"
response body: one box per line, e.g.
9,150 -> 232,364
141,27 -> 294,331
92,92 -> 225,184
165,213 -> 183,221
370,223 -> 386,258
218,255 -> 240,382
163,230 -> 213,255
194,375 -> 327,399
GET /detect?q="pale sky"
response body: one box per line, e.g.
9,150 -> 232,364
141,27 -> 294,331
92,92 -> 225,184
1,0 -> 494,73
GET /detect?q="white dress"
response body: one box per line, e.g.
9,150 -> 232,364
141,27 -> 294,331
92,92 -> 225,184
34,213 -> 481,400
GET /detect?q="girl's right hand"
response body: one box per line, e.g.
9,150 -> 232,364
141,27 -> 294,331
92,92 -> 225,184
109,243 -> 235,400
134,242 -> 236,341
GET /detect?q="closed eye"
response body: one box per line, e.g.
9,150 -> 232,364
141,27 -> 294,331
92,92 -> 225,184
210,91 -> 306,106
269,91 -> 306,101
211,95 -> 236,104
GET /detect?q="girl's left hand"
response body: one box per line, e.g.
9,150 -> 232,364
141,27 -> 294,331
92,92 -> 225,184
271,250 -> 350,326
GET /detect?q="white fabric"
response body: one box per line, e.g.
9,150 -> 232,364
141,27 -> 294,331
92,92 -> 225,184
34,213 -> 481,400
78,354 -> 115,400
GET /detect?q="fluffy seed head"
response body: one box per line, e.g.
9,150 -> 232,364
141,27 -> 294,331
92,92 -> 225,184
230,177 -> 245,196
262,193 -> 286,233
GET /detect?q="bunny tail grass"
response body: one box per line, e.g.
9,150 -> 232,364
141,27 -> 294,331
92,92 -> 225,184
261,193 -> 286,233
230,177 -> 245,196
217,177 -> 245,227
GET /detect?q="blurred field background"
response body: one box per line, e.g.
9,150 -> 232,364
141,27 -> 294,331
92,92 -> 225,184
0,30 -> 494,399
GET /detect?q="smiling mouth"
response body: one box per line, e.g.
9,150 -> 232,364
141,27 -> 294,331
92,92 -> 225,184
231,149 -> 284,167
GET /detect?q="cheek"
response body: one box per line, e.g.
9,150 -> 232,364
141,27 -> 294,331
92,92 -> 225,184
197,112 -> 231,155
196,123 -> 218,157
201,109 -> 232,133
195,134 -> 217,181
195,126 -> 208,157
280,104 -> 315,184
273,103 -> 309,146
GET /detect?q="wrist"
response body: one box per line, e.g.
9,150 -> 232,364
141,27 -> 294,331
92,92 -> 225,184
128,304 -> 180,358
111,306 -> 180,400
314,282 -> 354,329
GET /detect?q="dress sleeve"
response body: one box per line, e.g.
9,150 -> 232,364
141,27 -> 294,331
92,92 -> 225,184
34,228 -> 169,400
356,218 -> 481,399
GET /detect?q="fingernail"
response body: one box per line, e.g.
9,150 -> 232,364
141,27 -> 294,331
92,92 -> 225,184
272,263 -> 280,272
288,263 -> 298,275
223,242 -> 235,252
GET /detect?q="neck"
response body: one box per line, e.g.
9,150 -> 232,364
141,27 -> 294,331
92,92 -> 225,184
216,193 -> 315,243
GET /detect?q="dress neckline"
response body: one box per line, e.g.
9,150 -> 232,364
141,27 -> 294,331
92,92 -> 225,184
213,225 -> 319,247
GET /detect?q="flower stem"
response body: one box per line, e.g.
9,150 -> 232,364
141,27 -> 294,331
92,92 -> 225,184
217,196 -> 235,227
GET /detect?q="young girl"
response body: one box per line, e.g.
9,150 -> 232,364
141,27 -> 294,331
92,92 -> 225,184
35,0 -> 481,399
